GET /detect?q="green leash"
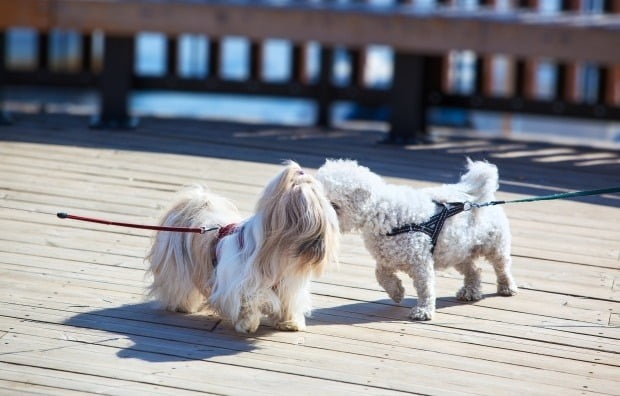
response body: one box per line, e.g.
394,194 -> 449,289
467,186 -> 620,210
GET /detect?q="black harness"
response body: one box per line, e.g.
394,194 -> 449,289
386,202 -> 468,253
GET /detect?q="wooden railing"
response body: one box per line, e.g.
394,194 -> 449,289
1,0 -> 619,142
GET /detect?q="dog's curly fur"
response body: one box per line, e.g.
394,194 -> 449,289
146,161 -> 340,333
316,159 -> 517,321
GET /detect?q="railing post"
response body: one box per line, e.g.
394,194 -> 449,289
37,31 -> 49,72
387,53 -> 439,144
316,45 -> 333,128
207,38 -> 221,78
81,33 -> 92,72
602,0 -> 620,107
249,41 -> 263,83
291,43 -> 308,85
555,0 -> 580,104
92,35 -> 136,129
0,31 -> 10,125
167,35 -> 179,78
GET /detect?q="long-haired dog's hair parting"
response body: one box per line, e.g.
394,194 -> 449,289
146,161 -> 340,333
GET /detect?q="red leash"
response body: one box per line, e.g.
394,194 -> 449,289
56,212 -> 219,234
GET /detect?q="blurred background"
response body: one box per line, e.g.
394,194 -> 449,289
2,0 -> 620,146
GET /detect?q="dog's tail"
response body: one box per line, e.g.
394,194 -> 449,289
458,158 -> 499,203
146,185 -> 241,313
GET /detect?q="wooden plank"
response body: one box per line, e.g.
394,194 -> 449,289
0,362 -> 204,396
0,379 -> 88,396
4,287 -> 618,378
2,304 -> 617,395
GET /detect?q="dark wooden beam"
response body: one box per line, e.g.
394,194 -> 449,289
207,38 -> 221,79
316,45 -> 333,127
1,0 -> 619,63
166,36 -> 179,77
387,53 -> 431,143
92,35 -> 136,129
0,31 -> 11,125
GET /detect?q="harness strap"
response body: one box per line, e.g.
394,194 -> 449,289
212,223 -> 244,267
386,202 -> 466,253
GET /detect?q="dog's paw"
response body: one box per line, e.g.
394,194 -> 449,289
497,283 -> 518,296
275,320 -> 305,332
409,306 -> 434,321
234,317 -> 260,334
171,304 -> 198,314
456,286 -> 482,302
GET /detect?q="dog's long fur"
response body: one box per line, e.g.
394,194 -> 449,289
316,159 -> 517,321
147,161 -> 340,333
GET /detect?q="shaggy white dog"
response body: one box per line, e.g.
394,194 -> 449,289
316,159 -> 517,320
147,161 -> 340,333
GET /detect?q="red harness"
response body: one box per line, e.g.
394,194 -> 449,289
212,223 -> 244,267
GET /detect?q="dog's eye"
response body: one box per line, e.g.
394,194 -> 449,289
330,202 -> 340,212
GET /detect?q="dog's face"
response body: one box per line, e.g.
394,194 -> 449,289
255,161 -> 340,279
316,159 -> 379,233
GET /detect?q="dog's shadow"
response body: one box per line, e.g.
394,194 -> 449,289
309,294 -> 484,328
63,302 -> 263,362
63,295 -> 482,363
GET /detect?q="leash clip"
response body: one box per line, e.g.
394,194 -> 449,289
462,201 -> 473,211
200,226 -> 220,234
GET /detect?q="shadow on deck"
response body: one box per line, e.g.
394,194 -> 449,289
2,112 -> 620,207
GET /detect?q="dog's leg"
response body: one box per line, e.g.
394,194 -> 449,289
275,314 -> 306,332
490,253 -> 518,296
149,279 -> 204,314
408,260 -> 435,321
455,260 -> 483,301
274,282 -> 309,332
375,264 -> 404,303
233,301 -> 261,334
171,288 -> 204,313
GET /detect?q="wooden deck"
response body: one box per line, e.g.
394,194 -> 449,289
0,113 -> 619,395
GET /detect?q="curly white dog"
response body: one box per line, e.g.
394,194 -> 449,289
316,159 -> 517,321
147,161 -> 340,333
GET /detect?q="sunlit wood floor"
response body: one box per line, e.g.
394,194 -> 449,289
1,113 -> 619,395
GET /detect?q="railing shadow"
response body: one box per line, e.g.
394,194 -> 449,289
2,112 -> 619,207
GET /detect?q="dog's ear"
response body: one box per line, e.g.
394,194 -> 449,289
351,187 -> 371,205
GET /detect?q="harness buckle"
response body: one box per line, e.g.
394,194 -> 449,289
200,226 -> 220,234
